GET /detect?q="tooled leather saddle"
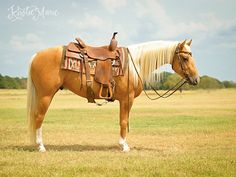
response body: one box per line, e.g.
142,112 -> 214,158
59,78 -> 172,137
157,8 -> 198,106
63,32 -> 124,103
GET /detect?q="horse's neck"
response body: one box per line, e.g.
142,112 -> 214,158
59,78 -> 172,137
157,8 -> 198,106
128,41 -> 178,84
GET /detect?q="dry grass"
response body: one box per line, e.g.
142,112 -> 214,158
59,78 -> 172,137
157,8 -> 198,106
0,89 -> 236,177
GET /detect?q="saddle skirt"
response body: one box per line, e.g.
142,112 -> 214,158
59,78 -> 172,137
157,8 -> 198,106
62,43 -> 124,76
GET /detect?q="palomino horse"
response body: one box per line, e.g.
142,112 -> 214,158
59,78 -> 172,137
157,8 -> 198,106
27,39 -> 199,152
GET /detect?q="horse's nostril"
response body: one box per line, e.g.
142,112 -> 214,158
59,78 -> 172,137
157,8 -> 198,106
189,76 -> 200,85
196,77 -> 200,84
193,77 -> 200,85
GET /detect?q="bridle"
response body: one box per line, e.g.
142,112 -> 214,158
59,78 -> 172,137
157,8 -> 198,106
174,44 -> 192,83
127,44 -> 190,100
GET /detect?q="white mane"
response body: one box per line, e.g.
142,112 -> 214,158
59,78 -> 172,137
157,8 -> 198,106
127,41 -> 179,86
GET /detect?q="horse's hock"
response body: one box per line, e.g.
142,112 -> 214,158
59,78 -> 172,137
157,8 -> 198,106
62,32 -> 124,103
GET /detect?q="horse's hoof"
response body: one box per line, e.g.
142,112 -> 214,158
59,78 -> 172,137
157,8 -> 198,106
119,138 -> 130,152
39,148 -> 46,152
38,144 -> 46,152
122,145 -> 130,152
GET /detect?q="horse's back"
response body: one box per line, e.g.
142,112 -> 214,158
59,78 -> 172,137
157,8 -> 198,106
32,46 -> 63,67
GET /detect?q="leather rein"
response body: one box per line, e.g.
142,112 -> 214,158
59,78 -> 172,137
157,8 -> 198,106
127,44 -> 190,100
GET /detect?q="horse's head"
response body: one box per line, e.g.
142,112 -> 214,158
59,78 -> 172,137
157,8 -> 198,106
172,39 -> 200,85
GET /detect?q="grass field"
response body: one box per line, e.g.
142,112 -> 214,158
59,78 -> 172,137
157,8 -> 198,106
0,89 -> 236,177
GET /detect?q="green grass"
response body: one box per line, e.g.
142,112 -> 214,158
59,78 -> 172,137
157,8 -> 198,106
0,89 -> 236,177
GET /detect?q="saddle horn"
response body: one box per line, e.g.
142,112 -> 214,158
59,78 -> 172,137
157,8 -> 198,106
109,32 -> 118,51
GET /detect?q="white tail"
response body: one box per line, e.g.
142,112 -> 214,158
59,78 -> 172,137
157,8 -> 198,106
27,54 -> 37,144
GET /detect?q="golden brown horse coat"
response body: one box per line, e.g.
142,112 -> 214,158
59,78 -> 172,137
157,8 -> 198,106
27,40 -> 199,152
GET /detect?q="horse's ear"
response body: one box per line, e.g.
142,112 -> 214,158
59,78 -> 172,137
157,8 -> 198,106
187,39 -> 192,46
180,39 -> 187,48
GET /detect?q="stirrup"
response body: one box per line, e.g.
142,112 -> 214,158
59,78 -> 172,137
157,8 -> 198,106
99,84 -> 113,99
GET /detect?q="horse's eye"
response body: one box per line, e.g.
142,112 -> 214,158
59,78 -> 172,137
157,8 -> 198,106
183,56 -> 188,61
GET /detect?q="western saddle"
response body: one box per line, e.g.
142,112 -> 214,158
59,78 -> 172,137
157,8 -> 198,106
65,32 -> 124,103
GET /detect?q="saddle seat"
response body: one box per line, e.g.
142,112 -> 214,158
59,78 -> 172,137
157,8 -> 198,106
64,32 -> 123,104
75,37 -> 118,60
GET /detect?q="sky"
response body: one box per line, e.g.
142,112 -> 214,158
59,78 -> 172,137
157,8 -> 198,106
0,0 -> 236,81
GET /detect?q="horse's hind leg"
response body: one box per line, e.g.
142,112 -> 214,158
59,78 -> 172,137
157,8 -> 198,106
34,95 -> 54,152
27,46 -> 64,152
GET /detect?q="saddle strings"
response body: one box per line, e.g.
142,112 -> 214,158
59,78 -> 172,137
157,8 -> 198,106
127,48 -> 187,100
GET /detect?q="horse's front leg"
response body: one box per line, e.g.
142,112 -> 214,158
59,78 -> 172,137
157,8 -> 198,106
119,97 -> 134,152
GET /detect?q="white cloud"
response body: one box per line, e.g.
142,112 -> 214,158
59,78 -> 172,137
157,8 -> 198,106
68,13 -> 108,31
9,33 -> 45,51
99,0 -> 127,13
67,12 -> 137,45
134,0 -> 236,48
135,0 -> 170,26
71,1 -> 78,8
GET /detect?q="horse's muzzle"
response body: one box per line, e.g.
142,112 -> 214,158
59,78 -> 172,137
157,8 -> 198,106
188,76 -> 200,85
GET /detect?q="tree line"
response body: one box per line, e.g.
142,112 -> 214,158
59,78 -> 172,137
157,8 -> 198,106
0,74 -> 27,89
0,73 -> 236,90
143,72 -> 236,90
